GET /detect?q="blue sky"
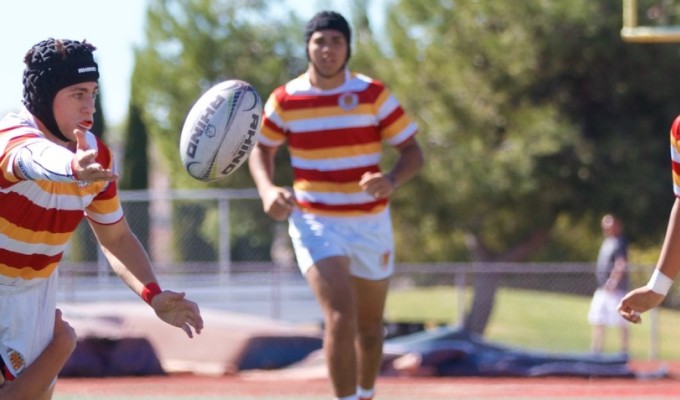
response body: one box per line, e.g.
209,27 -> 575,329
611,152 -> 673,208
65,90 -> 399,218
0,0 -> 379,127
0,0 -> 147,126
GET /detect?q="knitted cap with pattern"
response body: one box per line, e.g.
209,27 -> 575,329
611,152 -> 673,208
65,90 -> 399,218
304,11 -> 352,61
22,38 -> 99,142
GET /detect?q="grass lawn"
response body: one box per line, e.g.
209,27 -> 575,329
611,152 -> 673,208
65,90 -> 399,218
385,286 -> 680,360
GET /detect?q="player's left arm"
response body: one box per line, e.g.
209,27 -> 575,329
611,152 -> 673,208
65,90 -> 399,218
89,218 -> 204,337
359,136 -> 424,198
388,136 -> 425,188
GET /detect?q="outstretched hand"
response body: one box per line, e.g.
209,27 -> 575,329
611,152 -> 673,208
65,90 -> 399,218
71,129 -> 118,182
618,286 -> 665,324
151,290 -> 204,338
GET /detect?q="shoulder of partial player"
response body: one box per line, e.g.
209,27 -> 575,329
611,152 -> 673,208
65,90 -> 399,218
0,115 -> 41,137
0,109 -> 41,133
0,125 -> 43,154
0,131 -> 114,173
0,127 -> 110,151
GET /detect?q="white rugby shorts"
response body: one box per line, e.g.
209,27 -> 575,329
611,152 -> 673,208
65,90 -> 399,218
0,274 -> 58,378
587,287 -> 627,327
288,208 -> 394,280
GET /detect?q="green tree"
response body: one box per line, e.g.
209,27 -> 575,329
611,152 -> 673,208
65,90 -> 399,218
119,89 -> 151,251
132,0 -> 304,262
121,103 -> 149,190
129,0 -> 680,332
134,0 -> 303,188
369,0 -> 680,333
91,93 -> 106,138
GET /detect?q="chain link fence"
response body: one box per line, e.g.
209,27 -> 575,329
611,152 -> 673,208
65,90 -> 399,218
56,189 -> 670,359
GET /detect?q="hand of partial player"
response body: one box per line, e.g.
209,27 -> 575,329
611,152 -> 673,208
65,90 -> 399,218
617,286 -> 665,324
151,291 -> 204,338
0,310 -> 77,396
53,309 -> 77,356
262,187 -> 295,221
360,172 -> 395,199
71,129 -> 118,182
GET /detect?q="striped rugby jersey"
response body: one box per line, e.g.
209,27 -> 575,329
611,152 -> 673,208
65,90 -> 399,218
0,111 -> 123,285
258,69 -> 418,217
672,115 -> 680,197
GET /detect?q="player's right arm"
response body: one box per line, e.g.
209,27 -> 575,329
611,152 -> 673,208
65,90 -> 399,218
620,117 -> 680,323
0,310 -> 77,400
619,197 -> 680,323
11,129 -> 116,183
248,143 -> 294,221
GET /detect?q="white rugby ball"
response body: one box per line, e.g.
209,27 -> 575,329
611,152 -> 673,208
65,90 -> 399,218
179,79 -> 262,182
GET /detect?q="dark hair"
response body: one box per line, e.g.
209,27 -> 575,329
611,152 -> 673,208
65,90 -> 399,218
23,38 -> 99,142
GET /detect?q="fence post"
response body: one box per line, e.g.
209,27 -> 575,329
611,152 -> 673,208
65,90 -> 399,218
455,270 -> 466,326
649,307 -> 659,361
271,264 -> 282,320
97,247 -> 109,284
218,197 -> 231,280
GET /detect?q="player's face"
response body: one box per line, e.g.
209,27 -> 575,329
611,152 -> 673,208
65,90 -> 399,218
52,82 -> 98,141
308,30 -> 348,80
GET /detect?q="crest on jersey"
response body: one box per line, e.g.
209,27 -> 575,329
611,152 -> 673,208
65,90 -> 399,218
338,92 -> 359,111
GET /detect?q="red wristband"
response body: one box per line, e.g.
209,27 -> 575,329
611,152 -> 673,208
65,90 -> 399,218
141,282 -> 162,305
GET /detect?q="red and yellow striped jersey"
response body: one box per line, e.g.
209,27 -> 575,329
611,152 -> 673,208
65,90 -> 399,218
671,115 -> 680,197
0,112 -> 123,284
258,70 -> 418,217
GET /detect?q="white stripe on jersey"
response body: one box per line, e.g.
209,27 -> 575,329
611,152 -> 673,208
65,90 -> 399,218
291,153 -> 382,171
672,143 -> 680,163
289,113 -> 378,133
386,123 -> 419,147
2,182 -> 98,211
295,190 -> 375,205
0,233 -> 66,257
86,209 -> 124,225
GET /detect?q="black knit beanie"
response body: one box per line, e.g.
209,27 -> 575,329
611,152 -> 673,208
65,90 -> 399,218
304,11 -> 352,62
22,38 -> 99,142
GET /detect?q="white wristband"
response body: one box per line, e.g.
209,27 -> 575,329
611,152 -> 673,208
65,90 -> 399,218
646,269 -> 674,296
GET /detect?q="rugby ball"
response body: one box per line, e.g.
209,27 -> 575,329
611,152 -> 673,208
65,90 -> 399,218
179,80 -> 262,182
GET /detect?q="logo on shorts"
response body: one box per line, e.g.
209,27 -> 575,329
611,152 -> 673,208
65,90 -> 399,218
7,347 -> 26,374
381,251 -> 391,269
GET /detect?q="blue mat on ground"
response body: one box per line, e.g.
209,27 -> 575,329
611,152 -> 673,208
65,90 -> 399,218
237,335 -> 323,370
384,326 -> 639,378
60,337 -> 165,377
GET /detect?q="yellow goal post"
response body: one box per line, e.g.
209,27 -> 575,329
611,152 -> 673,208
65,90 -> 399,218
622,0 -> 680,42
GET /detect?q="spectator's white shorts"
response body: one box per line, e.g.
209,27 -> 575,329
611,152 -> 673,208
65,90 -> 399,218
0,274 -> 57,378
288,208 -> 394,280
588,288 -> 627,327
